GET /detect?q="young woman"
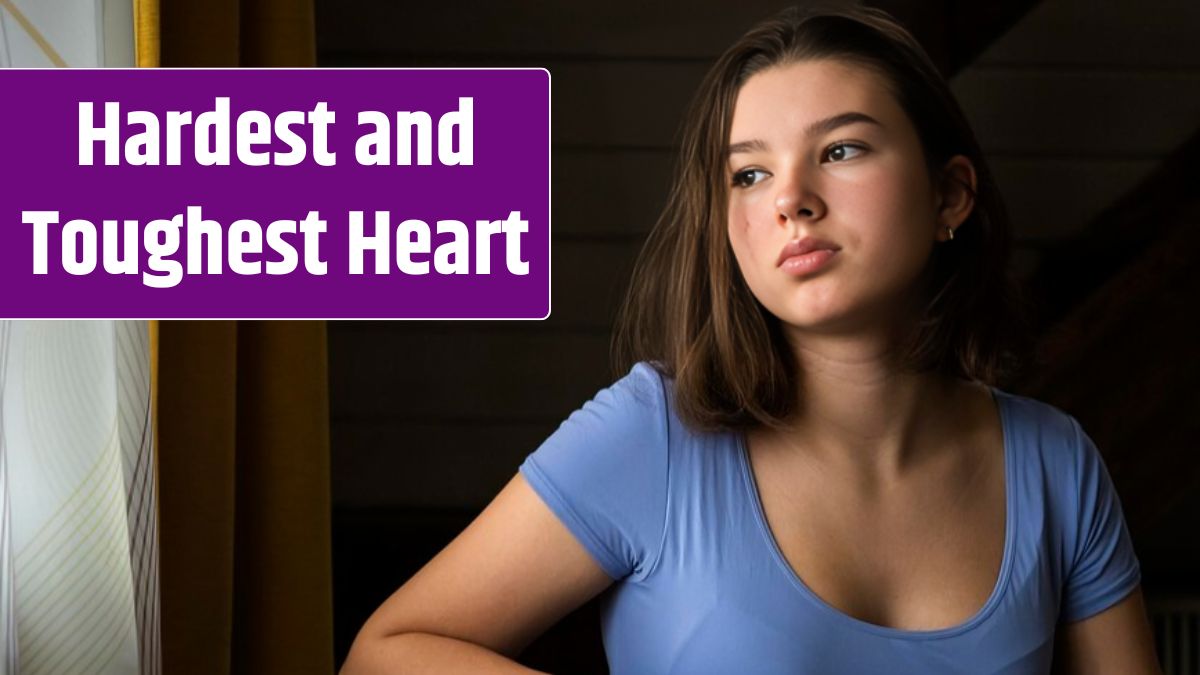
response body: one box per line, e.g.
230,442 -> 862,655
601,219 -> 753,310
342,7 -> 1162,674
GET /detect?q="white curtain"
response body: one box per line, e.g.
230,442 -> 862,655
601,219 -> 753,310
0,0 -> 132,67
0,4 -> 156,674
0,322 -> 159,675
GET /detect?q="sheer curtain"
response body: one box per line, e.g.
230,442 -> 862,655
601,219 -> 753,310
0,322 -> 159,675
0,4 -> 157,674
1,2 -> 330,673
0,0 -> 133,67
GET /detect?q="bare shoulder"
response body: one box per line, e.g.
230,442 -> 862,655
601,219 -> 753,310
349,472 -> 615,659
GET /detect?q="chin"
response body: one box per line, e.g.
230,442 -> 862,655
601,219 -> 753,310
772,308 -> 844,331
769,293 -> 842,324
771,298 -> 876,335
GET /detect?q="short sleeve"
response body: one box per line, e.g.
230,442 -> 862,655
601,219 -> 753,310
518,362 -> 670,581
1059,417 -> 1142,623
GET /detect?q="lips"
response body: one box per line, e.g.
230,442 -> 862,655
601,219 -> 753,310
776,237 -> 841,267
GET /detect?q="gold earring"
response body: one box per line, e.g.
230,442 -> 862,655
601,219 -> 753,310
945,226 -> 955,241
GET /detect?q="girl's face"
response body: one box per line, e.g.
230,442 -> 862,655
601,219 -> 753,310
726,59 -> 956,337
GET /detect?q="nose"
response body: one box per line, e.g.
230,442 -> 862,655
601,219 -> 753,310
774,173 -> 825,225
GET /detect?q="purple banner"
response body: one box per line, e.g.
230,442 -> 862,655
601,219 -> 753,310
0,69 -> 550,319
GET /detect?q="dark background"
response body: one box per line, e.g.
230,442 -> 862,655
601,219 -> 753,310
318,1 -> 1200,672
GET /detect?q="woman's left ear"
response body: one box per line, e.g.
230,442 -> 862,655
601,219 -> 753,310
935,155 -> 977,241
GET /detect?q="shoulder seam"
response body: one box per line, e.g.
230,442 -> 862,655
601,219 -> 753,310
632,362 -> 671,582
1064,413 -> 1092,577
519,457 -> 627,580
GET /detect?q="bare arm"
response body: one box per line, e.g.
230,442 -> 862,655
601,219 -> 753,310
1052,586 -> 1162,675
340,472 -> 615,674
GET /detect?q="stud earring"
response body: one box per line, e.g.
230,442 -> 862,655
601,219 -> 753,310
945,226 -> 955,241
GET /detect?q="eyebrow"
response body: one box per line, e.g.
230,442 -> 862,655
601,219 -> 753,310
727,111 -> 883,156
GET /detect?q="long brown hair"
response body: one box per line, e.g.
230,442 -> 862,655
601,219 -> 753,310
611,5 -> 1034,433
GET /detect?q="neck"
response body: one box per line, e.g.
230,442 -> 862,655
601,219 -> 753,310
779,329 -> 961,477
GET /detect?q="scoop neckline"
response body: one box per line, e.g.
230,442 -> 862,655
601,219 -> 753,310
735,384 -> 1017,641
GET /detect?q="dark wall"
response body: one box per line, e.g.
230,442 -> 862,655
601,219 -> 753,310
319,1 -> 1200,671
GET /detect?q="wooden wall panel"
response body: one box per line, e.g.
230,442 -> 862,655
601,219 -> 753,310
330,328 -> 611,422
316,1 -> 820,61
329,326 -> 616,509
553,150 -> 671,236
547,240 -> 641,328
976,0 -> 1200,67
951,68 -> 1200,156
332,421 -> 556,509
549,62 -> 706,147
990,157 -> 1157,242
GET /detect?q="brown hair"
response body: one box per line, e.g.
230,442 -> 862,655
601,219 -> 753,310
611,5 -> 1034,433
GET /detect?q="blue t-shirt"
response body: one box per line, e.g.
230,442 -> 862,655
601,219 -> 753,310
518,362 -> 1142,674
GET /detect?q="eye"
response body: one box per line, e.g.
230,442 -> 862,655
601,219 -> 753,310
731,168 -> 769,188
822,142 -> 867,163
